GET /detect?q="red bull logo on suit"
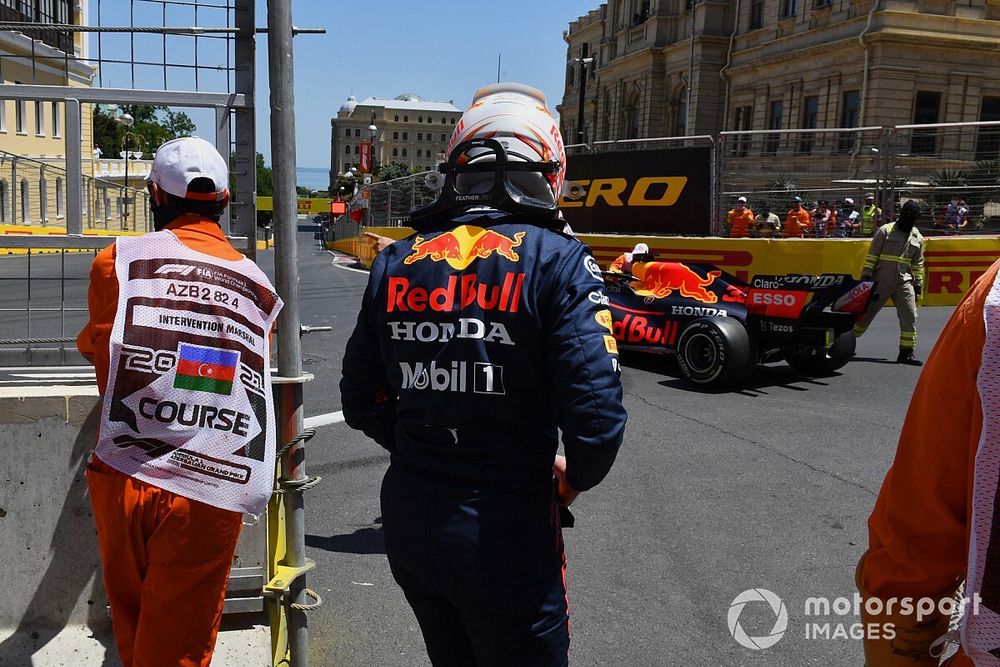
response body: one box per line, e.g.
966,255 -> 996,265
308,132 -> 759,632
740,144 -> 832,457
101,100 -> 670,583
404,225 -> 526,270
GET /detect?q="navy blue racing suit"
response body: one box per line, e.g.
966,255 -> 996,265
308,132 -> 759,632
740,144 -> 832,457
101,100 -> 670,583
340,209 -> 627,666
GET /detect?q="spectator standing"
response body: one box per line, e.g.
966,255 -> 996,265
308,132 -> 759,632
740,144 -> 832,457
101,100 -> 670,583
811,200 -> 835,238
835,198 -> 860,237
861,195 -> 881,236
726,196 -> 755,238
785,197 -> 812,238
753,202 -> 781,238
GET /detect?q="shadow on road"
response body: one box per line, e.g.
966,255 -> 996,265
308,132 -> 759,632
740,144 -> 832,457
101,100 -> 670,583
657,365 -> 837,396
306,520 -> 385,555
850,355 -> 897,365
622,351 -> 839,395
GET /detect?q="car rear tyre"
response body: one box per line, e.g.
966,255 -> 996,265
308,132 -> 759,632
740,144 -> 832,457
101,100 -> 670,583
675,318 -> 755,388
786,330 -> 856,376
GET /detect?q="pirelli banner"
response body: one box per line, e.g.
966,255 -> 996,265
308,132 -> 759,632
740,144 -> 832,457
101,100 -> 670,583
345,228 -> 1000,307
557,148 -> 712,235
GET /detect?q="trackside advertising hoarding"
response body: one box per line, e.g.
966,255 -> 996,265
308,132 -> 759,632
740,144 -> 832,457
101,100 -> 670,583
558,147 -> 712,235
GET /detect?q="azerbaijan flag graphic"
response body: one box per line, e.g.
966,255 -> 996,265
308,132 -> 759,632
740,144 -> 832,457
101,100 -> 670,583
173,343 -> 240,396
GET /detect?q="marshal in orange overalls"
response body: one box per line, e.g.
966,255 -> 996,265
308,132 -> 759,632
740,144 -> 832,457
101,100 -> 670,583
856,259 -> 1000,666
78,216 -> 245,667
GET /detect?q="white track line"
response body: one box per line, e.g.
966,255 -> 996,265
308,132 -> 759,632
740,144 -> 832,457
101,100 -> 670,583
303,410 -> 345,429
326,251 -> 370,274
10,372 -> 95,379
0,365 -> 94,372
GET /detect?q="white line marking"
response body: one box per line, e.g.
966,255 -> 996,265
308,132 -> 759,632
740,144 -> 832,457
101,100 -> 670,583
0,385 -> 100,398
0,365 -> 94,372
303,411 -> 345,429
10,372 -> 95,379
330,262 -> 370,275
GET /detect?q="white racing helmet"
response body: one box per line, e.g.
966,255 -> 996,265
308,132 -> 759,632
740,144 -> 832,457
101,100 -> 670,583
412,83 -> 566,224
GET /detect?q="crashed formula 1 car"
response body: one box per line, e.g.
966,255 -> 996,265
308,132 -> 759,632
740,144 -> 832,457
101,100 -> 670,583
601,261 -> 875,387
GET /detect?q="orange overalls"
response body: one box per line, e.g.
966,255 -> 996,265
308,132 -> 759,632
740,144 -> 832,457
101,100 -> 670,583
77,216 -> 245,667
784,207 -> 812,238
857,259 -> 1000,667
727,208 -> 755,238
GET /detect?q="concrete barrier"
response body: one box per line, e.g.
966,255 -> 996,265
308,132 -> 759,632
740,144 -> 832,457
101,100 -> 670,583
0,387 -> 270,665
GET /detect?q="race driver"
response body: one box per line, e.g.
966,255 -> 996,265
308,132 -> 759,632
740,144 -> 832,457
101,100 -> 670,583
77,137 -> 282,667
857,257 -> 1000,667
340,82 -> 628,665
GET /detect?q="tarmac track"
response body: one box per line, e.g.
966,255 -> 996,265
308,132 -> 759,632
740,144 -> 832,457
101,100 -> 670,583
0,235 -> 954,666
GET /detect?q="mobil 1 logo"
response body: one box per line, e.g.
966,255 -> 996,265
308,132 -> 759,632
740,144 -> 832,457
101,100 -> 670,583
473,362 -> 504,395
399,360 -> 506,395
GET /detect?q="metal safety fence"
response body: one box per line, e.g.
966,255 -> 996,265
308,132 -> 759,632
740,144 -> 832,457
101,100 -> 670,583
0,149 -> 151,232
365,170 -> 439,227
0,2 -> 327,667
719,122 -> 1000,236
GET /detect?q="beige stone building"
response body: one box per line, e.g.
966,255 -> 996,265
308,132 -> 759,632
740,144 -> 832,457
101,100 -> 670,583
559,0 -> 1000,145
330,94 -> 462,188
0,0 -> 97,227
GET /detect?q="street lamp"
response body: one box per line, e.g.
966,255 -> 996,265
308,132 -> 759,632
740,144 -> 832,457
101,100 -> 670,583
568,56 -> 595,145
367,123 -> 378,175
115,112 -> 138,230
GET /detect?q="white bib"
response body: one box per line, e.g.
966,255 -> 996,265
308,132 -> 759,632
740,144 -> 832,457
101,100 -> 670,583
964,269 -> 1000,665
96,230 -> 283,514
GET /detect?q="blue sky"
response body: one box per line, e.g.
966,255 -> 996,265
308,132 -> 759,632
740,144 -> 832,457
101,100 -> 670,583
89,0 -> 597,168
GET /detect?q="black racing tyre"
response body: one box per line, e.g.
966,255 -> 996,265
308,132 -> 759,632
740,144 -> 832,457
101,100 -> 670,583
786,329 -> 856,376
675,318 -> 755,388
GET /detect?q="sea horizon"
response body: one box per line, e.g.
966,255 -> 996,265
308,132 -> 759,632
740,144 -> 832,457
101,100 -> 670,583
295,166 -> 330,192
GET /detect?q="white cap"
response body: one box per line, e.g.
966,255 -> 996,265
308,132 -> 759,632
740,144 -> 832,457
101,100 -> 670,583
632,242 -> 649,254
845,198 -> 854,205
737,196 -> 747,203
149,137 -> 229,201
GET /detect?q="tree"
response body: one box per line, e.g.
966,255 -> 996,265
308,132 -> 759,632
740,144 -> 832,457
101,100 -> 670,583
374,162 -> 411,182
256,152 -> 273,197
256,153 -> 273,229
92,104 -> 197,159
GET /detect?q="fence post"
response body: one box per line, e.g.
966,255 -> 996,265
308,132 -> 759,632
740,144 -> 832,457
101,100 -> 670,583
65,99 -> 82,236
885,126 -> 898,225
266,0 -> 311,665
712,136 -> 722,236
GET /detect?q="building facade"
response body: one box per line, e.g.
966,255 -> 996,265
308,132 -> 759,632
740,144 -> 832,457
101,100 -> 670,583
330,94 -> 462,189
560,0 -> 1000,145
0,0 -> 96,227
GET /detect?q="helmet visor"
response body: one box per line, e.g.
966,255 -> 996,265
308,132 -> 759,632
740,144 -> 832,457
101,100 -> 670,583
450,141 -> 559,209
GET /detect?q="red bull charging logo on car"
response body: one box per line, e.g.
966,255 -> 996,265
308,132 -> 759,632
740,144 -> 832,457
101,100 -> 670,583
632,262 -> 721,304
404,225 -> 526,270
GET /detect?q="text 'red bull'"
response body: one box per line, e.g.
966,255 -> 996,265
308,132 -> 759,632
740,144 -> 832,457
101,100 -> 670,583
612,314 -> 679,346
639,263 -> 720,303
387,273 -> 526,313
